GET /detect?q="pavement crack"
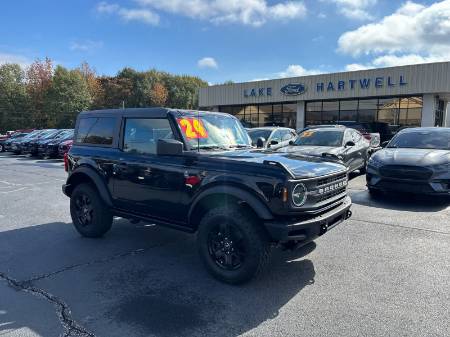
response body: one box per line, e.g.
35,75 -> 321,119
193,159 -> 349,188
24,239 -> 176,283
349,218 -> 450,235
0,272 -> 95,337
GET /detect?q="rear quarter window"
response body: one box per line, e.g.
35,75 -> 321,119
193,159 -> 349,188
76,117 -> 115,145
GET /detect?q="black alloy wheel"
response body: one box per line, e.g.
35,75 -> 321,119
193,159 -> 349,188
198,206 -> 271,284
74,193 -> 94,227
207,222 -> 246,271
70,183 -> 113,238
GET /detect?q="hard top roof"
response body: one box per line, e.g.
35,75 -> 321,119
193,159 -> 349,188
248,127 -> 292,132
79,108 -> 233,119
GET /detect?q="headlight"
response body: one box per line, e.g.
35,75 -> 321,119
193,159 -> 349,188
368,156 -> 383,169
292,183 -> 307,206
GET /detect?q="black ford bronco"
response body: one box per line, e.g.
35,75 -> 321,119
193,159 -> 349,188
63,108 -> 352,284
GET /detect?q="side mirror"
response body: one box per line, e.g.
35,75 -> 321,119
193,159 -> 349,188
381,141 -> 389,148
256,137 -> 266,148
345,141 -> 355,147
157,139 -> 183,156
270,140 -> 279,146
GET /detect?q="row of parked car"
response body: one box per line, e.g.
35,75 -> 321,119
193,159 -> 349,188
0,128 -> 73,158
246,124 -> 380,175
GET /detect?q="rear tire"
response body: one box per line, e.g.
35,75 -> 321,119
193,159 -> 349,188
0,144 -> 4,152
70,183 -> 113,238
197,206 -> 271,284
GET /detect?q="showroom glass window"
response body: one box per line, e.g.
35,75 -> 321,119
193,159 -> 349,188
305,96 -> 423,130
219,103 -> 297,128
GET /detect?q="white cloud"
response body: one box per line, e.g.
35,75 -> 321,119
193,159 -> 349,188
340,1 -> 450,71
277,64 -> 321,77
135,0 -> 307,27
326,0 -> 377,20
338,1 -> 450,57
70,40 -> 104,52
198,57 -> 218,69
0,52 -> 31,67
345,63 -> 370,71
97,1 -> 159,25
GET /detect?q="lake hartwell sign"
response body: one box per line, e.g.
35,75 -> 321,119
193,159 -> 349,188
243,75 -> 408,98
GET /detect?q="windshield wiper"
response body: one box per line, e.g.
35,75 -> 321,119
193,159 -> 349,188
228,144 -> 252,149
197,145 -> 230,151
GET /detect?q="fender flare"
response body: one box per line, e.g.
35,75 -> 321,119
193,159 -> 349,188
66,166 -> 113,207
188,185 -> 274,225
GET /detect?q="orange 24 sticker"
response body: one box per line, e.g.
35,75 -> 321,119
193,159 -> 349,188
177,118 -> 208,139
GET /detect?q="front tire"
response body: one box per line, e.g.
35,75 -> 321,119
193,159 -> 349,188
70,183 -> 113,238
197,206 -> 271,284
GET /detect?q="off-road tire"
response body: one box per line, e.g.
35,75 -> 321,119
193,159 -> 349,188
197,206 -> 271,284
70,183 -> 113,238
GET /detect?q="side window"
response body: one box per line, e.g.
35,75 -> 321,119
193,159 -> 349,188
76,117 -> 115,145
343,130 -> 353,144
352,130 -> 362,143
281,130 -> 294,141
123,118 -> 174,155
271,130 -> 282,142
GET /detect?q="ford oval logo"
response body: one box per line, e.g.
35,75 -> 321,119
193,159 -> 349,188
280,83 -> 307,96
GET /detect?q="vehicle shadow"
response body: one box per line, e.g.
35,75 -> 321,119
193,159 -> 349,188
0,220 -> 316,337
349,188 -> 450,212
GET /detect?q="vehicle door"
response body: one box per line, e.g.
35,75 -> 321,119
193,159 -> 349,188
350,130 -> 367,169
343,129 -> 364,170
111,117 -> 186,223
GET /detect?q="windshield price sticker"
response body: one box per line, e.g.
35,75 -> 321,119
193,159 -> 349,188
301,130 -> 315,138
177,118 -> 209,139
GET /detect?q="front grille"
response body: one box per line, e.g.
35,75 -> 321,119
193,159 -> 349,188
317,187 -> 346,202
379,165 -> 433,181
376,180 -> 434,193
317,173 -> 347,187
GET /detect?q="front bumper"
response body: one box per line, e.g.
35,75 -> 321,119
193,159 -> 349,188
367,171 -> 450,195
264,196 -> 352,242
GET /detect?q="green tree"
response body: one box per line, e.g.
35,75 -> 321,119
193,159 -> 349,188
44,66 -> 91,128
0,63 -> 30,132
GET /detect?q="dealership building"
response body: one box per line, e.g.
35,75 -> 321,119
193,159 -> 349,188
199,62 -> 450,132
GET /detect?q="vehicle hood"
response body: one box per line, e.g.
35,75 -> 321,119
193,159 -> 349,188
205,149 -> 347,178
373,148 -> 450,166
277,145 -> 343,158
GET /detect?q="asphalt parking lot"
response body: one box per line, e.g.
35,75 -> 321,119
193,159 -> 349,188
0,152 -> 449,337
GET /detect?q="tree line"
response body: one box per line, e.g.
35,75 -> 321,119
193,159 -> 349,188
0,58 -> 208,132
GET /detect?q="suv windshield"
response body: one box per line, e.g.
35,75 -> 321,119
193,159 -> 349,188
178,114 -> 251,150
295,130 -> 344,147
387,130 -> 450,150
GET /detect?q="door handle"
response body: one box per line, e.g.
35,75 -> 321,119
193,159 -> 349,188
113,163 -> 128,173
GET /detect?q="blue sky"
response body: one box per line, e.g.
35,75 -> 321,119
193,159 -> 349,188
0,0 -> 448,84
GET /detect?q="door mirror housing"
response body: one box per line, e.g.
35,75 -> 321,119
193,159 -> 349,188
345,141 -> 356,147
270,140 -> 279,146
256,137 -> 266,148
157,139 -> 183,156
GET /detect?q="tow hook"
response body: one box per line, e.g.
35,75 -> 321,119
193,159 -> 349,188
345,210 -> 352,220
